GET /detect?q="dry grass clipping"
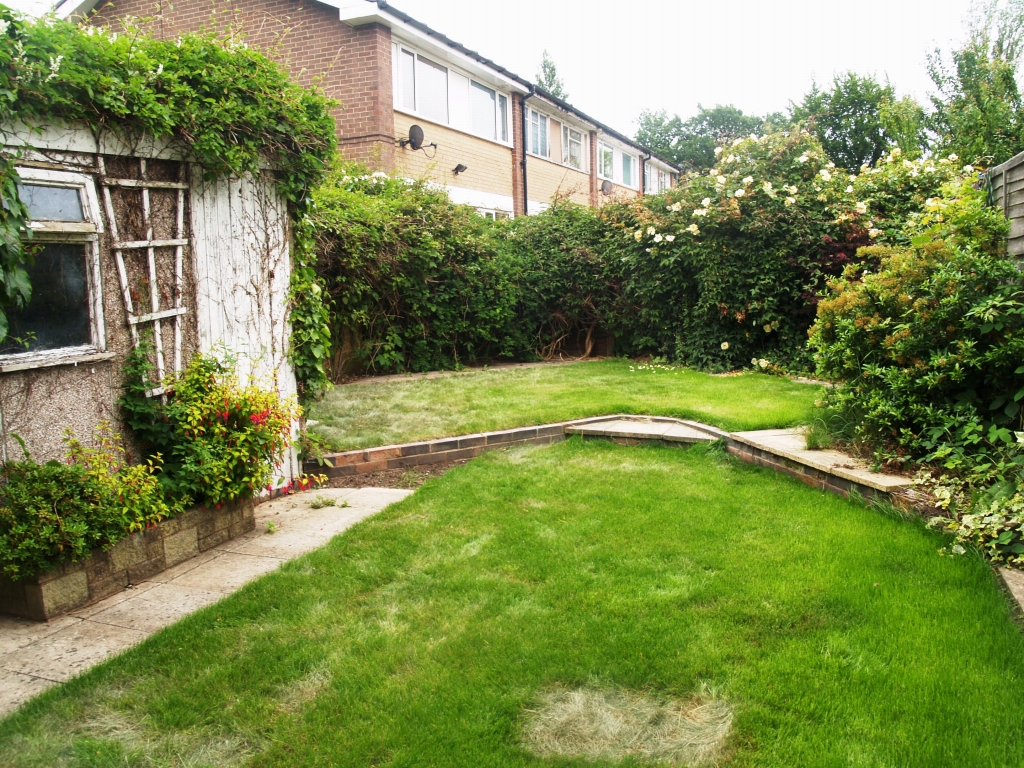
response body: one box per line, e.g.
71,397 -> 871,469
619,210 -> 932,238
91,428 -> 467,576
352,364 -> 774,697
522,685 -> 732,766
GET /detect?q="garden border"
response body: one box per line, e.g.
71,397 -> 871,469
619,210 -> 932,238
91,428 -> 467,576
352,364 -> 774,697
0,499 -> 254,621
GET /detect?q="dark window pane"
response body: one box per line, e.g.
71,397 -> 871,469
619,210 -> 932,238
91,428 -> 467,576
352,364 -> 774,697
0,243 -> 91,355
16,184 -> 85,222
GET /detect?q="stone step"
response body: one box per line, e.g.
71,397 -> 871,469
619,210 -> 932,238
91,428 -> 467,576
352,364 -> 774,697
566,417 -> 726,444
727,428 -> 912,502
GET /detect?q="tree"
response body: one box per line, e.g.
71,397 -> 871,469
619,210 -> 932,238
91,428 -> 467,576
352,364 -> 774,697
928,0 -> 1024,165
536,50 -> 568,100
634,105 -> 765,171
791,72 -> 898,169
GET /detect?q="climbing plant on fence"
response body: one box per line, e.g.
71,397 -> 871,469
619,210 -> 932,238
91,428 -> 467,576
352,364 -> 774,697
0,8 -> 336,389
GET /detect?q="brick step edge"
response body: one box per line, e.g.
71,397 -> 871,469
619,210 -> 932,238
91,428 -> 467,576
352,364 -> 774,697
304,415 -> 734,478
304,416 -> 618,478
725,439 -> 906,506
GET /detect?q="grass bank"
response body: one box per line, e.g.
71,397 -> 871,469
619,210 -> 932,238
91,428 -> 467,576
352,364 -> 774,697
3,440 -> 1022,766
307,359 -> 820,450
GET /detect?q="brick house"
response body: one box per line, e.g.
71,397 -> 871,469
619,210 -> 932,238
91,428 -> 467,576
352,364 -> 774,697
58,0 -> 680,217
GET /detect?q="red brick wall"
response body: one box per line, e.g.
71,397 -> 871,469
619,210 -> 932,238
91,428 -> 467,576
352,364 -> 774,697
87,0 -> 395,169
511,93 -> 525,216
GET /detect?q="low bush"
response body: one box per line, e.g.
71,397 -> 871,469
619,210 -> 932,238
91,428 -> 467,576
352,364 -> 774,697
0,426 -> 174,580
121,346 -> 299,506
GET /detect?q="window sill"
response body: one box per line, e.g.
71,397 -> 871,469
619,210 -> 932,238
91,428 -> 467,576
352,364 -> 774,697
0,348 -> 115,373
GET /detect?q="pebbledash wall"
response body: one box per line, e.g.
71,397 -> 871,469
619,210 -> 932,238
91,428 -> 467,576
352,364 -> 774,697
0,122 -> 301,483
63,0 -> 680,218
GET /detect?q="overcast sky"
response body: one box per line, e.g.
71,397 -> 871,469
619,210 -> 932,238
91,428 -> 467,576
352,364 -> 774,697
7,0 -> 977,136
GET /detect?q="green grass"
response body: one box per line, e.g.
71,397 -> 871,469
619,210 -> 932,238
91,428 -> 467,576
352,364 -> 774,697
3,439 -> 1023,767
308,359 -> 820,450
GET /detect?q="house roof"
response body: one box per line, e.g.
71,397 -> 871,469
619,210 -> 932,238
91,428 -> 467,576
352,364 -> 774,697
54,0 -> 680,171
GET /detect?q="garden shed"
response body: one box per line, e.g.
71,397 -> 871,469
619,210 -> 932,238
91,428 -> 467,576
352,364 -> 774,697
0,121 -> 300,482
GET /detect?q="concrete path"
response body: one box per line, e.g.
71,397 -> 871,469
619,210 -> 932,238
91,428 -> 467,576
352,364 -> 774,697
0,487 -> 411,717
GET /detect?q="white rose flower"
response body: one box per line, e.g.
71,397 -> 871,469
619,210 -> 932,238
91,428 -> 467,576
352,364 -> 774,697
634,230 -> 643,241
721,342 -> 730,350
869,228 -> 882,238
819,169 -> 832,181
751,358 -> 759,366
849,174 -> 857,182
709,169 -> 719,177
654,234 -> 664,242
693,208 -> 708,217
785,197 -> 796,206
647,226 -> 657,235
845,185 -> 854,193
726,154 -> 737,163
759,359 -> 769,369
948,153 -> 959,161
665,235 -> 675,242
797,154 -> 810,163
735,189 -> 745,197
714,147 -> 723,155
963,164 -> 975,173
716,175 -> 727,185
702,197 -> 711,206
827,162 -> 836,168
686,223 -> 700,235
762,181 -> 773,191
743,176 -> 754,185
732,137 -> 744,146
855,201 -> 868,214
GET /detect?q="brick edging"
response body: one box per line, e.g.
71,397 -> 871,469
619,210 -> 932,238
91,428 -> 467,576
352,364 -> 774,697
306,416 -> 629,478
306,416 -> 910,510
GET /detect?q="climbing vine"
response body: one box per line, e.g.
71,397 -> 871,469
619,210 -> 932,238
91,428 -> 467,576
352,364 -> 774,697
0,7 -> 336,387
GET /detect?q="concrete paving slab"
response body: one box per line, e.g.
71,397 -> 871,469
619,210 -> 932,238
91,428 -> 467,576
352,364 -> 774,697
2,620 -> 147,682
0,670 -> 55,713
85,584 -> 223,633
164,552 -> 283,594
1001,568 -> 1024,614
730,428 -> 911,492
0,613 -> 83,656
67,581 -> 161,620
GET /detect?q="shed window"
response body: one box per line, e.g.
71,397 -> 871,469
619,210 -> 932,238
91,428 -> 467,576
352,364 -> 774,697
0,243 -> 91,355
17,184 -> 85,222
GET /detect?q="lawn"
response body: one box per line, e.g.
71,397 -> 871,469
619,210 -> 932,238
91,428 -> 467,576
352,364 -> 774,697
3,439 -> 1023,767
307,359 -> 820,450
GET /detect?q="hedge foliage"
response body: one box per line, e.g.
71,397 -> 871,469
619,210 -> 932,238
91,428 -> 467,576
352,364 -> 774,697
312,133 -> 967,375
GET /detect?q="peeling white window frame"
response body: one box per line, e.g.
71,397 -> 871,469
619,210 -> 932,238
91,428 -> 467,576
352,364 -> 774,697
0,167 -> 109,373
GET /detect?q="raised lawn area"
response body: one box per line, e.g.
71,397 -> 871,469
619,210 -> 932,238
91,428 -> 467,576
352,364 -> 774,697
308,359 -> 819,450
3,439 -> 1022,767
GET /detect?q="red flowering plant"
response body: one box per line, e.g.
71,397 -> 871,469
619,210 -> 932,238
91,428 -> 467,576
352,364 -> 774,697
121,347 -> 299,507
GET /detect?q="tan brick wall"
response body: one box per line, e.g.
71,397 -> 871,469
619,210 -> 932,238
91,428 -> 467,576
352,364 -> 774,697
87,0 -> 395,169
393,112 -> 514,199
527,155 -> 591,207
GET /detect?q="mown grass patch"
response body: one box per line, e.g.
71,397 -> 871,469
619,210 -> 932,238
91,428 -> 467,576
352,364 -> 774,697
308,359 -> 819,450
2,439 -> 1023,767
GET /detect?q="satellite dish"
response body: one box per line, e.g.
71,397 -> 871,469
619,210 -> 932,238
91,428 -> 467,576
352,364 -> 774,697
408,124 -> 424,150
601,179 -> 613,195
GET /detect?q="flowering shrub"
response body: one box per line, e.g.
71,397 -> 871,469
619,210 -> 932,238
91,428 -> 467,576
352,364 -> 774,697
603,131 -> 872,369
0,428 -> 174,579
121,348 -> 299,506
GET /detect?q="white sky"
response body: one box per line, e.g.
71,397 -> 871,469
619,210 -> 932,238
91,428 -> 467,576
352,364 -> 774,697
6,0 -> 976,137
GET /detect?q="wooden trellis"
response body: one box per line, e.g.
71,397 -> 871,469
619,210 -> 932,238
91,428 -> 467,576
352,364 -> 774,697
97,157 -> 189,396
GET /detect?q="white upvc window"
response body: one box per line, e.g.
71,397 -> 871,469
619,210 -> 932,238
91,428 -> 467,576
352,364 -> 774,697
529,109 -> 548,157
562,125 -> 584,170
0,168 -> 106,367
621,152 -> 637,188
598,143 -> 615,181
392,42 -> 511,145
644,163 -> 653,193
478,208 -> 512,221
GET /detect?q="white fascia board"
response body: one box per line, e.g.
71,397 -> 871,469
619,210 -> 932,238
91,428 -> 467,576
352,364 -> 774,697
335,3 -> 528,94
646,157 -> 677,173
529,96 -> 594,133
